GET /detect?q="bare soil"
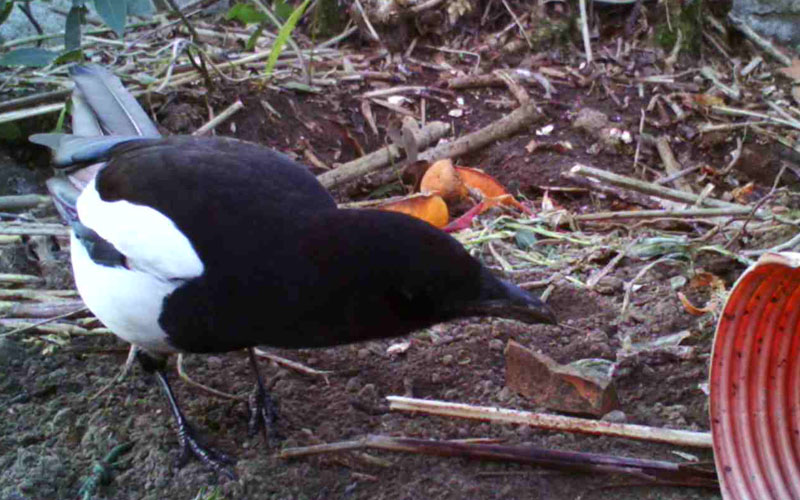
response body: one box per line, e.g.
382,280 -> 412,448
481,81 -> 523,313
3,2 -> 797,499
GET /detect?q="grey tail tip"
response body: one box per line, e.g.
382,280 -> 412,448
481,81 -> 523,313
69,64 -> 99,76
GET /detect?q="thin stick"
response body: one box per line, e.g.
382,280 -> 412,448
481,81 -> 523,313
0,223 -> 69,236
568,164 -> 761,214
0,307 -> 88,338
253,347 -> 333,380
727,14 -> 792,66
90,345 -> 139,400
388,396 -> 713,448
317,121 -> 449,189
500,0 -> 532,48
0,194 -> 51,210
418,101 -> 538,163
0,273 -> 44,286
712,106 -> 800,131
655,136 -> 692,193
192,100 -> 244,136
351,0 -> 382,43
632,108 -> 645,173
579,0 -> 593,63
697,121 -> 769,133
575,207 -> 755,222
176,353 -> 246,401
0,102 -> 67,125
0,89 -> 71,113
279,435 -> 718,486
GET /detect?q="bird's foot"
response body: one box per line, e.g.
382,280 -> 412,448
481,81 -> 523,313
175,420 -> 237,480
248,383 -> 282,444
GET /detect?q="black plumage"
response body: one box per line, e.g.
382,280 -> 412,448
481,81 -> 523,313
32,65 -> 556,478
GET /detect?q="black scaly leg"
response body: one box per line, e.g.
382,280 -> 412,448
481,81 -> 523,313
246,347 -> 281,443
137,350 -> 237,480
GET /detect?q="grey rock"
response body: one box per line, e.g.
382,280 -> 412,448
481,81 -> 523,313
732,0 -> 800,46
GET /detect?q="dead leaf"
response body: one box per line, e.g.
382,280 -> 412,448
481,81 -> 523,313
454,166 -> 508,198
443,201 -> 485,232
443,195 -> 525,232
677,272 -> 727,316
454,166 -> 534,215
541,190 -> 555,211
677,291 -> 715,315
377,194 -> 449,228
420,159 -> 468,203
689,272 -> 726,293
777,58 -> 800,83
731,182 -> 755,204
689,93 -> 725,107
792,86 -> 800,106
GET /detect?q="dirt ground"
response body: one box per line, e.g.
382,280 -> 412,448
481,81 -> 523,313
2,1 -> 798,499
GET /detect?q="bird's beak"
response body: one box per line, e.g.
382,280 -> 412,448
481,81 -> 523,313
465,273 -> 558,326
498,278 -> 557,325
479,284 -> 558,326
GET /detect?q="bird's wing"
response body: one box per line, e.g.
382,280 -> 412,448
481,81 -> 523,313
76,177 -> 204,281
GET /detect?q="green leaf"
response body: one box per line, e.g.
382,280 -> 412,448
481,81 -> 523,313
0,122 -> 21,141
65,5 -> 84,50
0,0 -> 14,27
126,0 -> 154,16
0,48 -> 59,67
54,48 -> 84,65
54,100 -> 71,134
226,3 -> 266,25
93,0 -> 126,37
514,229 -> 537,250
264,0 -> 310,79
274,0 -> 293,20
246,25 -> 264,51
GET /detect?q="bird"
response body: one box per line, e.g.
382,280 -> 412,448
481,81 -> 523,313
31,64 -> 557,479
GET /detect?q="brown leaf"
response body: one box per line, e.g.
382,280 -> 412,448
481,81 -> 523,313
454,166 -> 509,198
689,272 -> 726,293
377,194 -> 449,228
731,182 -> 755,204
420,159 -> 468,203
777,58 -> 800,83
677,271 -> 727,316
690,93 -> 725,107
677,291 -> 714,315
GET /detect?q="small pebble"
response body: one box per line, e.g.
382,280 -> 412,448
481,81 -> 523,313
497,386 -> 514,402
602,410 -> 627,423
358,383 -> 378,400
488,339 -> 504,351
345,377 -> 361,393
442,354 -> 453,365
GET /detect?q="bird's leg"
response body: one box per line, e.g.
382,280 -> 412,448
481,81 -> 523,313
246,347 -> 281,443
136,350 -> 237,479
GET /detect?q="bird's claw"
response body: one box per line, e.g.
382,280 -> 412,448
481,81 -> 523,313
175,421 -> 237,480
247,384 -> 282,444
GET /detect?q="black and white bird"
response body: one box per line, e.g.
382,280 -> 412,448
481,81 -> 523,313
31,64 -> 557,478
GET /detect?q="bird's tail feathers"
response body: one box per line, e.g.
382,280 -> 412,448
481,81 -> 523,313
30,133 -> 148,167
69,64 -> 160,138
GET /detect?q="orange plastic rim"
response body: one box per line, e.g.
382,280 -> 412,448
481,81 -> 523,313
710,252 -> 800,499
